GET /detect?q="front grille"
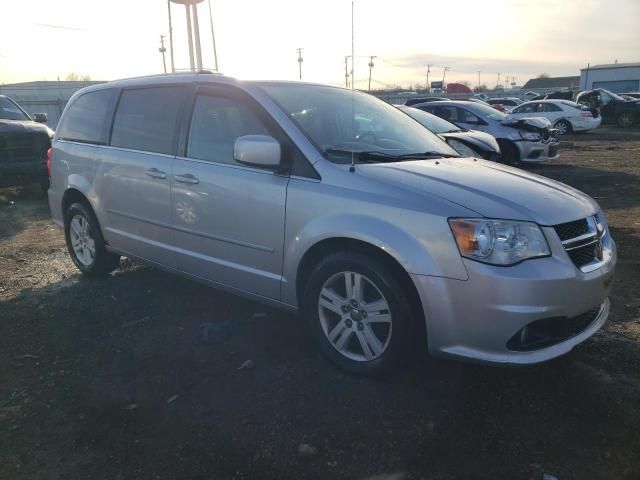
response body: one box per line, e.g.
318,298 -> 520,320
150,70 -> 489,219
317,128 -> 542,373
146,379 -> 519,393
554,219 -> 589,241
568,241 -> 602,268
507,306 -> 602,351
553,216 -> 605,271
0,131 -> 49,163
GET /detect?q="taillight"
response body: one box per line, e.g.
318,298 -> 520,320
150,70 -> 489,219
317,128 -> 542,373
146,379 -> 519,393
46,147 -> 52,177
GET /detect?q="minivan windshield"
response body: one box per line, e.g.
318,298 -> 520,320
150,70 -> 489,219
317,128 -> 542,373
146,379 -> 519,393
0,97 -> 30,121
259,84 -> 458,162
397,105 -> 462,133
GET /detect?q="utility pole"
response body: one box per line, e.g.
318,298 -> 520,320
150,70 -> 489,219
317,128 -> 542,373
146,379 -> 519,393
344,56 -> 350,88
442,66 -> 450,89
426,64 -> 432,92
477,70 -> 481,90
159,35 -> 167,73
367,55 -> 376,92
296,48 -> 304,80
496,72 -> 500,89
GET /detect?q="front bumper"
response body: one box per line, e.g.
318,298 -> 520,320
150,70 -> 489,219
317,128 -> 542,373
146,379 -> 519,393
516,139 -> 560,163
411,229 -> 616,365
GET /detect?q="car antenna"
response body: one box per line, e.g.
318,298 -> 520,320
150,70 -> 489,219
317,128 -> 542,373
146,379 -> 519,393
350,0 -> 356,173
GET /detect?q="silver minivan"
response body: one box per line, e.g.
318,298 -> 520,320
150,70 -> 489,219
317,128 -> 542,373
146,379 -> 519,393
48,73 -> 616,375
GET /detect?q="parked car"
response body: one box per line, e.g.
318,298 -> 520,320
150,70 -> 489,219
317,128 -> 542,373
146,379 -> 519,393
413,100 -> 559,164
404,97 -> 448,106
397,105 -> 501,161
576,88 -> 640,128
49,74 -> 615,375
507,100 -> 601,135
531,91 -> 574,101
487,97 -> 523,110
0,95 -> 53,191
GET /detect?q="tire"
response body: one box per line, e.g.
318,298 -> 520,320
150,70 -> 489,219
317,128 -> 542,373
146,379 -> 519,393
64,202 -> 120,276
302,252 -> 415,376
497,139 -> 520,165
554,120 -> 572,135
617,111 -> 636,128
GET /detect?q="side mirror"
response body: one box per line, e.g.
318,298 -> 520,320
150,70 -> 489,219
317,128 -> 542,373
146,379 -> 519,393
233,135 -> 281,168
32,113 -> 48,123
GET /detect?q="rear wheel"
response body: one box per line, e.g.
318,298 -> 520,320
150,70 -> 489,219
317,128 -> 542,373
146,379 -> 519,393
617,111 -> 636,128
497,139 -> 520,165
64,202 -> 120,276
554,120 -> 572,135
302,252 -> 415,376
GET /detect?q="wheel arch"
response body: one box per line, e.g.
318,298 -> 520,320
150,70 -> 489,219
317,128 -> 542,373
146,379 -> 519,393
295,236 -> 427,342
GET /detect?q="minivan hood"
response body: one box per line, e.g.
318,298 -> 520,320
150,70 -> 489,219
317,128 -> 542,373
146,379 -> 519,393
359,158 -> 598,225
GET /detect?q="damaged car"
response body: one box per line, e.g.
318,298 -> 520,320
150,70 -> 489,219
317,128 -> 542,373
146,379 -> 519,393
413,100 -> 559,164
0,95 -> 53,191
397,105 -> 501,161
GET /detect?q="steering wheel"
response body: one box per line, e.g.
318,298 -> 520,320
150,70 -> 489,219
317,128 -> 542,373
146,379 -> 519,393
355,130 -> 377,145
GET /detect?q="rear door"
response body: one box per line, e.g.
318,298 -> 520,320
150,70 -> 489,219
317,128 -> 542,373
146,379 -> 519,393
539,102 -> 563,123
170,85 -> 289,300
94,85 -> 186,268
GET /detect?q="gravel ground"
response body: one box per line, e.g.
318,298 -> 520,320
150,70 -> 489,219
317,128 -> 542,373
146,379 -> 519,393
1,126 -> 639,480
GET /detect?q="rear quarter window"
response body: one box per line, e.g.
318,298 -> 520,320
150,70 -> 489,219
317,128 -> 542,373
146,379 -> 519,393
111,86 -> 184,155
57,89 -> 116,144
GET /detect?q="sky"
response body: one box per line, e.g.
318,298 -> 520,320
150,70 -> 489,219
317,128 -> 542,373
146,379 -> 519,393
0,0 -> 639,89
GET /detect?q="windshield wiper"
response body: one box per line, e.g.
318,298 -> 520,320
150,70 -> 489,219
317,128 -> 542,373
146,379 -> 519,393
323,148 -> 459,162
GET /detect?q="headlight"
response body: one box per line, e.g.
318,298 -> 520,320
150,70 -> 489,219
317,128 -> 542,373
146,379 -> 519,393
449,218 -> 550,265
446,139 -> 478,157
520,131 -> 541,142
595,211 -> 608,237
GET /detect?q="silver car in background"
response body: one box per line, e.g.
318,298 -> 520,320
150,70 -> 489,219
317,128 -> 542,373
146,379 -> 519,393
48,73 -> 615,375
414,100 -> 560,164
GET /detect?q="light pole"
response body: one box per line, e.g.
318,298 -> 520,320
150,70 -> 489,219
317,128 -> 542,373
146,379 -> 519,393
426,64 -> 432,92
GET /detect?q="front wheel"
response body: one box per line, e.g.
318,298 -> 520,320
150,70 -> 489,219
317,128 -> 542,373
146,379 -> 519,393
64,202 -> 120,276
554,120 -> 572,135
497,140 -> 520,165
617,112 -> 636,128
302,252 -> 415,376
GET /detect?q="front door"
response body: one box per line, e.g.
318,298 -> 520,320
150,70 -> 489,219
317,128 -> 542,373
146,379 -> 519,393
171,87 -> 289,300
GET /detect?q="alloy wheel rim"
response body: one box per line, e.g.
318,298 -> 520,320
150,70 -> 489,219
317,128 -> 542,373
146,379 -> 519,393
69,214 -> 96,266
318,271 -> 392,362
556,122 -> 568,135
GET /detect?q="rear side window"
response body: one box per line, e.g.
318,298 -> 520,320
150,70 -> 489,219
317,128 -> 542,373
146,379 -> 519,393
111,87 -> 184,155
57,89 -> 116,144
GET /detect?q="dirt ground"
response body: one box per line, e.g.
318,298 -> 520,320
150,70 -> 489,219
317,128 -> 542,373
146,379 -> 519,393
1,126 -> 639,480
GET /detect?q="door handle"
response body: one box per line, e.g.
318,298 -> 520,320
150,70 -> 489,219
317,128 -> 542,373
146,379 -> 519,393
145,168 -> 167,179
174,173 -> 200,185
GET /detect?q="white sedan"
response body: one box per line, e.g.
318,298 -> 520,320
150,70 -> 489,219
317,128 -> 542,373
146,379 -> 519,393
507,99 -> 601,135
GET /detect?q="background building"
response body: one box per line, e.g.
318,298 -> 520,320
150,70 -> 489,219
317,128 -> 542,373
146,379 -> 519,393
522,76 -> 580,91
580,62 -> 640,92
0,80 -> 103,128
